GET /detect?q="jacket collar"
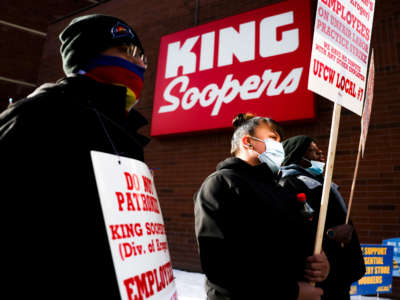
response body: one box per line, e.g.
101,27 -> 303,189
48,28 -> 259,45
59,75 -> 127,121
280,163 -> 324,182
59,75 -> 150,147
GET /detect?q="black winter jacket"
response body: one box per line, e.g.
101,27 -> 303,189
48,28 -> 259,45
0,75 -> 149,299
194,157 -> 314,300
279,165 -> 366,300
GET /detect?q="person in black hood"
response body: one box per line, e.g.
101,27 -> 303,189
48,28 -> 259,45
0,14 -> 149,299
279,135 -> 366,300
194,113 -> 330,300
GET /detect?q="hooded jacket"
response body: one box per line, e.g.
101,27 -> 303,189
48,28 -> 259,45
194,157 -> 313,300
0,75 -> 149,299
281,135 -> 314,167
279,136 -> 365,300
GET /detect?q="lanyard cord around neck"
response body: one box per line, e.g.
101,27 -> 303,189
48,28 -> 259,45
91,106 -> 146,161
93,108 -> 121,160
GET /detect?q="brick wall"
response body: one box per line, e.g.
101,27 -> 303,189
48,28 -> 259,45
0,0 -> 105,111
37,0 -> 400,296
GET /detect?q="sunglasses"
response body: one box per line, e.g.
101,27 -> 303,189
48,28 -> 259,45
125,44 -> 148,67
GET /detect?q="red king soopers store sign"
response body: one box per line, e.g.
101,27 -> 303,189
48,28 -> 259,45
151,0 -> 314,136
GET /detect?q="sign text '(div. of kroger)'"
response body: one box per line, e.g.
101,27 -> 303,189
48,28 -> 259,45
158,11 -> 302,116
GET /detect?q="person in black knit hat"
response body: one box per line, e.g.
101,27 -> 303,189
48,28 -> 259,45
0,14 -> 149,299
60,14 -> 146,75
279,135 -> 366,300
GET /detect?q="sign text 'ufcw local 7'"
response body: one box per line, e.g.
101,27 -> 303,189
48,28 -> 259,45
151,0 -> 314,136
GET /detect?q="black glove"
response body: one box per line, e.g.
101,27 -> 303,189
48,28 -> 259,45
326,224 -> 353,244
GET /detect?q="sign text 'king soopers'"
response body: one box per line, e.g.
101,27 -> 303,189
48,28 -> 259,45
151,0 -> 314,136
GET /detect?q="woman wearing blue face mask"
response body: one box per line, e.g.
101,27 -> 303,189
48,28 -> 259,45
194,114 -> 329,300
279,135 -> 365,300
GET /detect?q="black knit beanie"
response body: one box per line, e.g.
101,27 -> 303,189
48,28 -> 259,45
59,14 -> 144,75
282,135 -> 315,166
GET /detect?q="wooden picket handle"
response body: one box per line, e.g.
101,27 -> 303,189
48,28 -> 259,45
345,135 -> 362,224
313,101 -> 342,255
310,101 -> 342,286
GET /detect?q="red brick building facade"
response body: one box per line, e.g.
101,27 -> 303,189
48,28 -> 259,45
2,0 -> 399,297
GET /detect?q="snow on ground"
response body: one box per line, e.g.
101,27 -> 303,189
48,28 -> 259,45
172,269 -> 394,300
173,269 -> 206,300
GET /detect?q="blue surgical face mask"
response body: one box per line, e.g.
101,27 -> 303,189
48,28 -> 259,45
303,158 -> 325,176
251,137 -> 285,174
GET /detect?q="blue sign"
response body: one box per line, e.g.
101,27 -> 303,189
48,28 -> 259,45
350,244 -> 393,296
383,237 -> 400,277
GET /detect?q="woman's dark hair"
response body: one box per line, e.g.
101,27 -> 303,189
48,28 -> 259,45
230,113 -> 283,156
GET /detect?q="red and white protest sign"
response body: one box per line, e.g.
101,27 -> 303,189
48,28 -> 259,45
308,0 -> 375,115
361,49 -> 374,157
151,0 -> 314,136
91,151 -> 177,300
345,50 -> 375,224
308,0 -> 376,258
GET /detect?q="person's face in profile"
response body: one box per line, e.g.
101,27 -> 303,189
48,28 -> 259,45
243,123 -> 281,165
305,142 -> 325,162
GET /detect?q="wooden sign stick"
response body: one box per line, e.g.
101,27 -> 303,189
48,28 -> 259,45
345,135 -> 362,224
313,101 -> 342,256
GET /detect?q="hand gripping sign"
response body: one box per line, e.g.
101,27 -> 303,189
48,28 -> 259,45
91,151 -> 177,300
